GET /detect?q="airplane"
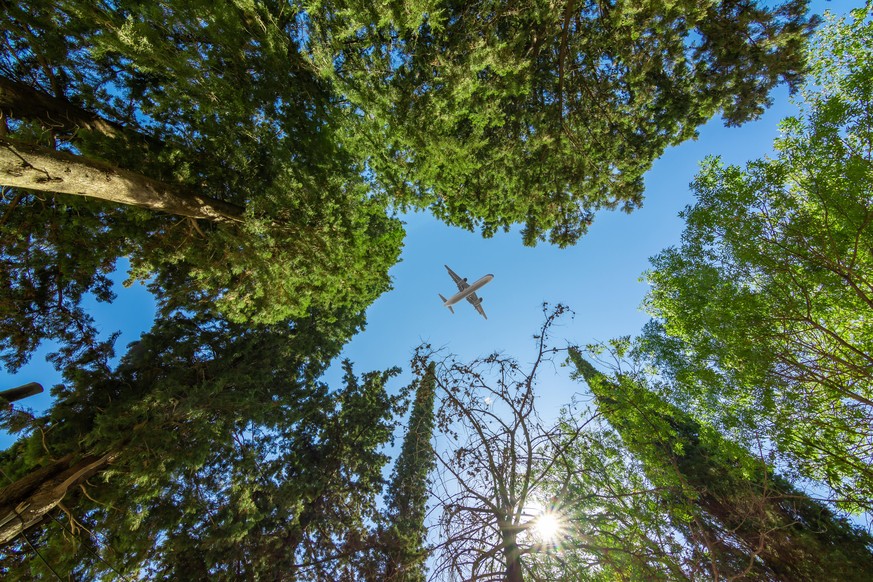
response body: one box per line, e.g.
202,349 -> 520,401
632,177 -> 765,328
439,265 -> 493,319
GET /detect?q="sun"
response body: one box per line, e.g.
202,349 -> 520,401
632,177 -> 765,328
533,510 -> 563,542
523,499 -> 566,545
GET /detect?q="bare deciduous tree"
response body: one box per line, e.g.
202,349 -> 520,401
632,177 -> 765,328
423,304 -> 588,582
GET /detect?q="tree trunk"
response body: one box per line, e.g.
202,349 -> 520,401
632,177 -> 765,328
0,75 -> 160,148
501,531 -> 524,582
0,451 -> 119,545
0,137 -> 244,223
504,558 -> 523,582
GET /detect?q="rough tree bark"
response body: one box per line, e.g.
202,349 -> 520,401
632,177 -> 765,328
0,137 -> 244,223
0,451 -> 120,545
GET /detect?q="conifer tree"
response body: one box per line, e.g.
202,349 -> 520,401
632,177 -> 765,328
0,305 -> 398,578
0,0 -> 403,351
311,0 -> 820,245
569,347 -> 873,581
381,360 -> 437,582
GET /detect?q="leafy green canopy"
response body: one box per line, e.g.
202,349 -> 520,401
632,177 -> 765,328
1,0 -> 403,371
0,191 -> 130,371
309,0 -> 818,245
0,307 -> 403,579
534,414 -> 716,581
1,0 -> 820,373
642,7 -> 873,514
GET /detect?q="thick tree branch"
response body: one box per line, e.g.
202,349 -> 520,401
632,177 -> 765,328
0,75 -> 162,150
0,137 -> 244,223
0,451 -> 120,545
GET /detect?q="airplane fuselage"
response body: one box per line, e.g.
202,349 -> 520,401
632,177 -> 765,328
442,274 -> 494,306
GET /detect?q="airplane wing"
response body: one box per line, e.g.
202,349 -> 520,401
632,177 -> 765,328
466,293 -> 487,320
445,265 -> 469,291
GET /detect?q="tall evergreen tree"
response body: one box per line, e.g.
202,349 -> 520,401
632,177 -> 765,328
0,0 -> 403,359
0,304 -> 400,578
147,361 -> 404,581
310,0 -> 820,245
532,411 -> 708,581
569,347 -> 873,581
381,359 -> 437,582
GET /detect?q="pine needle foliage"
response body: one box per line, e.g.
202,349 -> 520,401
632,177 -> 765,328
569,346 -> 873,581
381,359 -> 437,582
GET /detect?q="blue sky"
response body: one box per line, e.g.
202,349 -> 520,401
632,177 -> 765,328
1,0 -> 864,447
330,103 -> 783,418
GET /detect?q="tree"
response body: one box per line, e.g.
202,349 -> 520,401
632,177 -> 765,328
309,0 -> 819,245
0,306 -> 403,579
642,7 -> 873,514
0,137 -> 245,222
380,359 -> 438,582
146,361 -> 404,581
0,4 -> 406,575
1,0 -> 820,370
567,343 -> 873,581
424,305 -> 584,582
533,411 -> 710,581
0,0 -> 403,354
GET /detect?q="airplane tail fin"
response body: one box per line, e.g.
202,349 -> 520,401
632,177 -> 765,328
438,294 -> 454,314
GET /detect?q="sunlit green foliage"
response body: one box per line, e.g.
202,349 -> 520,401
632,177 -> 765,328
1,0 -> 402,361
310,0 -> 818,245
1,1 -> 859,579
1,0 -> 820,372
564,346 -> 873,581
643,7 -> 873,514
533,416 -> 705,581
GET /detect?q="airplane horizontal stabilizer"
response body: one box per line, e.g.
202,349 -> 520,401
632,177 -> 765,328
438,294 -> 454,314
